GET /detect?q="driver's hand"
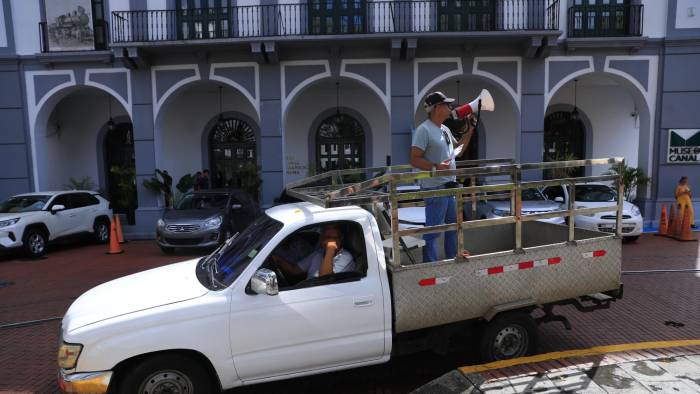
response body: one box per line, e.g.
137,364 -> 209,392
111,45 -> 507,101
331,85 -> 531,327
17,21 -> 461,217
325,240 -> 339,256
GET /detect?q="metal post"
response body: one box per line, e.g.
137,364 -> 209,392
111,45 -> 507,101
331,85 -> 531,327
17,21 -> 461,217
568,182 -> 576,243
616,161 -> 625,238
389,180 -> 401,266
513,166 -> 523,251
470,175 -> 477,220
456,187 -> 464,259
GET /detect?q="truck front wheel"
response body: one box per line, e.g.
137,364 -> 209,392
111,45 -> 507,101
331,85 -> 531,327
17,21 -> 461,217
479,312 -> 537,362
118,353 -> 216,394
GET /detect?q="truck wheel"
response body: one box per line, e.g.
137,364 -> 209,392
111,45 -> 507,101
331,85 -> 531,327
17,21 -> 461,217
93,219 -> 110,244
23,228 -> 48,258
119,354 -> 215,394
479,312 -> 537,362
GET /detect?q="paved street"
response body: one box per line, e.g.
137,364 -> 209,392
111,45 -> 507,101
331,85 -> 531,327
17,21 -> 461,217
0,234 -> 698,393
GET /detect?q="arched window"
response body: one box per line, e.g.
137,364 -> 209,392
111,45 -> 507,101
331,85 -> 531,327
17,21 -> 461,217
316,113 -> 365,172
544,111 -> 586,178
104,122 -> 137,224
209,117 -> 256,188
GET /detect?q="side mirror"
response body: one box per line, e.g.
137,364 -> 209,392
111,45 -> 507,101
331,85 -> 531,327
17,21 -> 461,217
51,204 -> 66,214
231,204 -> 243,210
250,268 -> 278,295
554,197 -> 564,203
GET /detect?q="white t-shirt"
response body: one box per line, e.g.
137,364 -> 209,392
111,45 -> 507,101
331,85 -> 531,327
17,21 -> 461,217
297,248 -> 355,279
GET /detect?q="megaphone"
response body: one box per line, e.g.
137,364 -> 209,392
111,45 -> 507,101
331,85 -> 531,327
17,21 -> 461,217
450,89 -> 495,120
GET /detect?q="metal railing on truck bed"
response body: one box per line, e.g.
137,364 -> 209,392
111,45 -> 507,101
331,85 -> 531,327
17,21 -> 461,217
286,157 -> 625,268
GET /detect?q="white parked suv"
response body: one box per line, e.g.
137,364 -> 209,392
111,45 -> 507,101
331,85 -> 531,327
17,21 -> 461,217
0,191 -> 113,258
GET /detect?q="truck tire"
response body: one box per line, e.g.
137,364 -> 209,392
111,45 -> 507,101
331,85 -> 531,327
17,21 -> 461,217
23,228 -> 48,258
118,353 -> 215,394
479,312 -> 537,362
93,218 -> 110,244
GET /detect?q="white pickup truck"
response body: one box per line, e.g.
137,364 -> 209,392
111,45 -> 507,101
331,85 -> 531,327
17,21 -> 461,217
58,158 -> 625,394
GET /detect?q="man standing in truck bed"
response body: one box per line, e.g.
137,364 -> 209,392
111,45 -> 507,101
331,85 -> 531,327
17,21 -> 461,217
410,91 -> 475,263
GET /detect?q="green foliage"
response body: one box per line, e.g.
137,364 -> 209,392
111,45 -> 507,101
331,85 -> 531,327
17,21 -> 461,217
606,163 -> 651,202
109,165 -> 137,211
239,163 -> 263,201
63,176 -> 96,191
176,173 -> 195,194
545,151 -> 579,179
143,169 -> 195,207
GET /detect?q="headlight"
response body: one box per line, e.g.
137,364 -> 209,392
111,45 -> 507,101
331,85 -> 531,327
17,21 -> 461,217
577,206 -> 596,217
157,219 -> 165,228
58,342 -> 83,369
205,216 -> 222,228
492,208 -> 510,216
631,206 -> 641,216
0,218 -> 19,227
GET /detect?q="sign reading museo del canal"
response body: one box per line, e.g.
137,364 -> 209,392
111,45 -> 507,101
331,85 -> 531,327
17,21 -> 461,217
668,129 -> 700,163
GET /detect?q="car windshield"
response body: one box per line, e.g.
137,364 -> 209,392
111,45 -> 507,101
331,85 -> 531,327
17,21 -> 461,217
208,214 -> 283,288
575,185 -> 616,202
522,189 -> 545,201
176,193 -> 229,210
0,195 -> 50,213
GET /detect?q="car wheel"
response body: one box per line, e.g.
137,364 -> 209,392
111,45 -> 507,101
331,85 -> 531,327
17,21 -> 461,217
94,219 -> 110,244
479,311 -> 537,362
118,353 -> 216,394
23,228 -> 48,258
160,245 -> 176,255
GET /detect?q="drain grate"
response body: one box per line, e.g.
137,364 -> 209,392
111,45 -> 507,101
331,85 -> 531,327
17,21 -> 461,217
0,280 -> 15,288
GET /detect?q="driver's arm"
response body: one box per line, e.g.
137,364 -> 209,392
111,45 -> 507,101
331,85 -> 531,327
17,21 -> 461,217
271,254 -> 305,277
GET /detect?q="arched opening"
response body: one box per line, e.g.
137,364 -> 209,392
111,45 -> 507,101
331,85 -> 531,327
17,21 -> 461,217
103,121 -> 137,224
315,113 -> 366,172
543,111 -> 586,178
209,117 -> 257,188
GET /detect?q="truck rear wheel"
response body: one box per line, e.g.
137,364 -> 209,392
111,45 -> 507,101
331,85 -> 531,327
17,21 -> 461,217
479,311 -> 537,362
118,353 -> 216,394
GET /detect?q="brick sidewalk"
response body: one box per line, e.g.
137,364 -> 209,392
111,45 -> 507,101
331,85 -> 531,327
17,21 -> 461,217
0,234 -> 698,393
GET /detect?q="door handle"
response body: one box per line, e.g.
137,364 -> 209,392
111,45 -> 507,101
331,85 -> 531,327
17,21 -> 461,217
354,296 -> 374,307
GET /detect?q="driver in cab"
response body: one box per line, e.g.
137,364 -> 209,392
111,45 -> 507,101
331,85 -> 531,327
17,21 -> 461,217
271,224 -> 355,281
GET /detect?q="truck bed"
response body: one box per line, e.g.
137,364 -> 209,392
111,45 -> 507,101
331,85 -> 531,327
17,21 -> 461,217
389,221 -> 621,333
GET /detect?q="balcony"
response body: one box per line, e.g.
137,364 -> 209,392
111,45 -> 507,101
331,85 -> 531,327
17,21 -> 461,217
567,3 -> 643,38
110,0 -> 560,44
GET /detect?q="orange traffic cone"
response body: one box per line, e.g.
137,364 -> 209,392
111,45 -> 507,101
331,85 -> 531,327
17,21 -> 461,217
114,214 -> 126,244
673,205 -> 684,238
666,204 -> 677,238
676,207 -> 697,242
655,204 -> 668,236
106,218 -> 124,254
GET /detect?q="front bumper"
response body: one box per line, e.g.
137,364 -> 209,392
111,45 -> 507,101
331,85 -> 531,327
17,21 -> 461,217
0,228 -> 22,249
156,226 -> 222,248
58,369 -> 112,394
575,215 -> 643,237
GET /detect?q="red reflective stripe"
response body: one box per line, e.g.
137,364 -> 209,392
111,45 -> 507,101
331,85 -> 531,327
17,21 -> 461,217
519,261 -> 534,269
488,266 -> 504,275
593,250 -> 606,257
419,278 -> 436,286
548,257 -> 562,264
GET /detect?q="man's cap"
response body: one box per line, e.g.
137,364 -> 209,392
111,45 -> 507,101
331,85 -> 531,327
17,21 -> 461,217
424,91 -> 455,107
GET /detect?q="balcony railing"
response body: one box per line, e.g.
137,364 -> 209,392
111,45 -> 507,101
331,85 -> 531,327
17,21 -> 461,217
567,4 -> 642,38
111,0 -> 559,44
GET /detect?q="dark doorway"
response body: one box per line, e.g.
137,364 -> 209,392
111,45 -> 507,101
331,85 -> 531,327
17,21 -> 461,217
104,122 -> 137,224
544,111 -> 586,178
209,117 -> 257,189
315,113 -> 365,173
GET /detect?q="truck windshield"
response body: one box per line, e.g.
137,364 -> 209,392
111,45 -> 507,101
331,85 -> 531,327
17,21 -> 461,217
207,214 -> 283,288
0,195 -> 50,213
575,185 -> 616,202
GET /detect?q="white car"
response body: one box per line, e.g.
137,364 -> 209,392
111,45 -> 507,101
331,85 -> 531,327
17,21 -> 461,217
541,183 -> 644,241
0,191 -> 113,258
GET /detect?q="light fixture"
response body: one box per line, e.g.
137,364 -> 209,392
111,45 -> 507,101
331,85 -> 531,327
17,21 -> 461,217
217,85 -> 225,128
571,79 -> 579,121
106,95 -> 115,131
335,81 -> 341,115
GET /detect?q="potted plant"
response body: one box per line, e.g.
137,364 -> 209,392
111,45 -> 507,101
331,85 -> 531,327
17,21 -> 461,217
109,165 -> 138,224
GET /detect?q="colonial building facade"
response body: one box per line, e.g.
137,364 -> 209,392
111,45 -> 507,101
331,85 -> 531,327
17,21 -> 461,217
0,0 -> 697,237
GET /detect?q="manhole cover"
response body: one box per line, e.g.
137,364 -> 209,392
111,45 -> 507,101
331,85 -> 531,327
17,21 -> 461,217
0,281 -> 14,288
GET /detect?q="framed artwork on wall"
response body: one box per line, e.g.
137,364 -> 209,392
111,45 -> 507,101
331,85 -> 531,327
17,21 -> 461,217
45,0 -> 95,51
